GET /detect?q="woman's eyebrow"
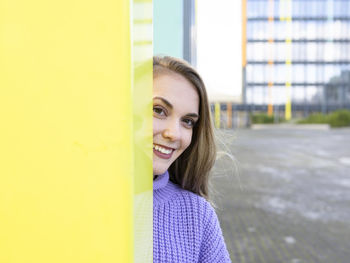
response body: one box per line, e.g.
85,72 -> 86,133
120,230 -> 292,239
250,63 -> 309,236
186,113 -> 199,119
153,96 -> 199,118
153,96 -> 173,109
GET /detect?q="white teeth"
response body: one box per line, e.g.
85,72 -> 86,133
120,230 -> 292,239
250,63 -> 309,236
153,144 -> 172,154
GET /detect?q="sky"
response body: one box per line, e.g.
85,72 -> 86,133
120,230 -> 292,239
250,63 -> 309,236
197,0 -> 243,102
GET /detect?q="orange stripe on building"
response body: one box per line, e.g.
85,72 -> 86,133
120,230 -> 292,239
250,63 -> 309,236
227,102 -> 232,128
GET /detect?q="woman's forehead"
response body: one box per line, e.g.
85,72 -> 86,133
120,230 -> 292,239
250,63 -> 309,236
153,72 -> 196,94
153,73 -> 199,113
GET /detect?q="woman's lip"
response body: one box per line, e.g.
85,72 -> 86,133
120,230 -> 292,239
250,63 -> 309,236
153,148 -> 174,159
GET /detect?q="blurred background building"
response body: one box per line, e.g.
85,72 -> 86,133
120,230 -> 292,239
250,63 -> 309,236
245,0 -> 350,119
154,0 -> 350,125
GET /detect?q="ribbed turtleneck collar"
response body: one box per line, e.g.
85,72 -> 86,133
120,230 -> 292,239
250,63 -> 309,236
153,170 -> 181,207
153,170 -> 169,190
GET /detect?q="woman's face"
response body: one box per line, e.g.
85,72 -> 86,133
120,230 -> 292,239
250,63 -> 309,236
153,72 -> 199,176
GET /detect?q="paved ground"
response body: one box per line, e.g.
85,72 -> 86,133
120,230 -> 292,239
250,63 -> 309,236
211,128 -> 350,263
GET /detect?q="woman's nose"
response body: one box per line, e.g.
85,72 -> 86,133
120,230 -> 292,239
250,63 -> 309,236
162,120 -> 181,141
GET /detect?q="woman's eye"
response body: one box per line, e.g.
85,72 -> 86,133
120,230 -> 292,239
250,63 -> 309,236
153,106 -> 166,116
183,118 -> 195,128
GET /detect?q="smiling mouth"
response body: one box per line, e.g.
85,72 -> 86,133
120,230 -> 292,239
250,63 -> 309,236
153,144 -> 175,159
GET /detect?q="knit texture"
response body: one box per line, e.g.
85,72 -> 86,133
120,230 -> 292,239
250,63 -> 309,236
153,171 -> 231,263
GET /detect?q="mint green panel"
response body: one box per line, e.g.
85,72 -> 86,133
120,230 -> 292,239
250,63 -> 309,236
153,0 -> 183,58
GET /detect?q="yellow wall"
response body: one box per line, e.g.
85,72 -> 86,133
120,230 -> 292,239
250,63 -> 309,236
0,0 -> 152,262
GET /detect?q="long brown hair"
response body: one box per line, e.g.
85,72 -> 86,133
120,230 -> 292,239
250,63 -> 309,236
153,56 -> 216,199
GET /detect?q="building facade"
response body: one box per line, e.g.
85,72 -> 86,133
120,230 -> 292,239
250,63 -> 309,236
245,0 -> 350,118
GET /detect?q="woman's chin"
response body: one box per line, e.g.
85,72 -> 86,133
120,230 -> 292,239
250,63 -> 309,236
153,165 -> 168,177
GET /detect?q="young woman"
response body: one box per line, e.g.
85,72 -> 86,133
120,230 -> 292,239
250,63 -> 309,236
153,56 -> 231,262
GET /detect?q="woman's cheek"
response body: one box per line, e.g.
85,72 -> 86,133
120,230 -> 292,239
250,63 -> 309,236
183,129 -> 193,149
153,118 -> 161,134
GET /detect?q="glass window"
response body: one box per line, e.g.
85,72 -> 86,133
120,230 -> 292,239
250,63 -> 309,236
256,65 -> 266,82
247,43 -> 254,61
292,43 -> 304,61
246,65 -> 266,83
255,42 -> 265,61
292,86 -> 306,103
247,84 -> 275,105
334,0 -> 343,17
247,43 -> 266,61
295,0 -> 307,17
338,43 -> 346,61
307,0 -> 315,17
340,65 -> 350,76
246,86 -> 267,104
292,21 -> 307,39
320,65 -> 328,84
290,0 -> 349,18
315,42 -> 323,61
340,21 -> 350,39
318,0 -> 327,17
306,65 -> 317,83
345,0 -> 350,18
275,42 -> 287,61
299,85 -> 308,104
291,0 -> 299,18
261,21 -> 269,40
250,21 -> 266,40
247,1 -> 255,18
247,23 -> 254,39
306,22 -> 317,39
315,21 -> 326,39
274,0 -> 280,18
308,85 -> 321,104
274,64 -> 287,83
246,64 -> 254,82
247,0 -> 268,18
333,21 -> 343,39
274,86 -> 287,105
246,87 -> 253,104
266,64 -> 274,82
258,0 -> 268,17
274,21 -> 287,39
325,65 -> 342,83
292,64 -> 305,83
267,42 -> 276,61
255,86 -> 265,104
339,66 -> 350,83
306,43 -> 318,61
291,21 -> 350,40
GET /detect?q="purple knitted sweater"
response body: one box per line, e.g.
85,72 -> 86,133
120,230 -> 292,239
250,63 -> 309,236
153,171 -> 231,262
